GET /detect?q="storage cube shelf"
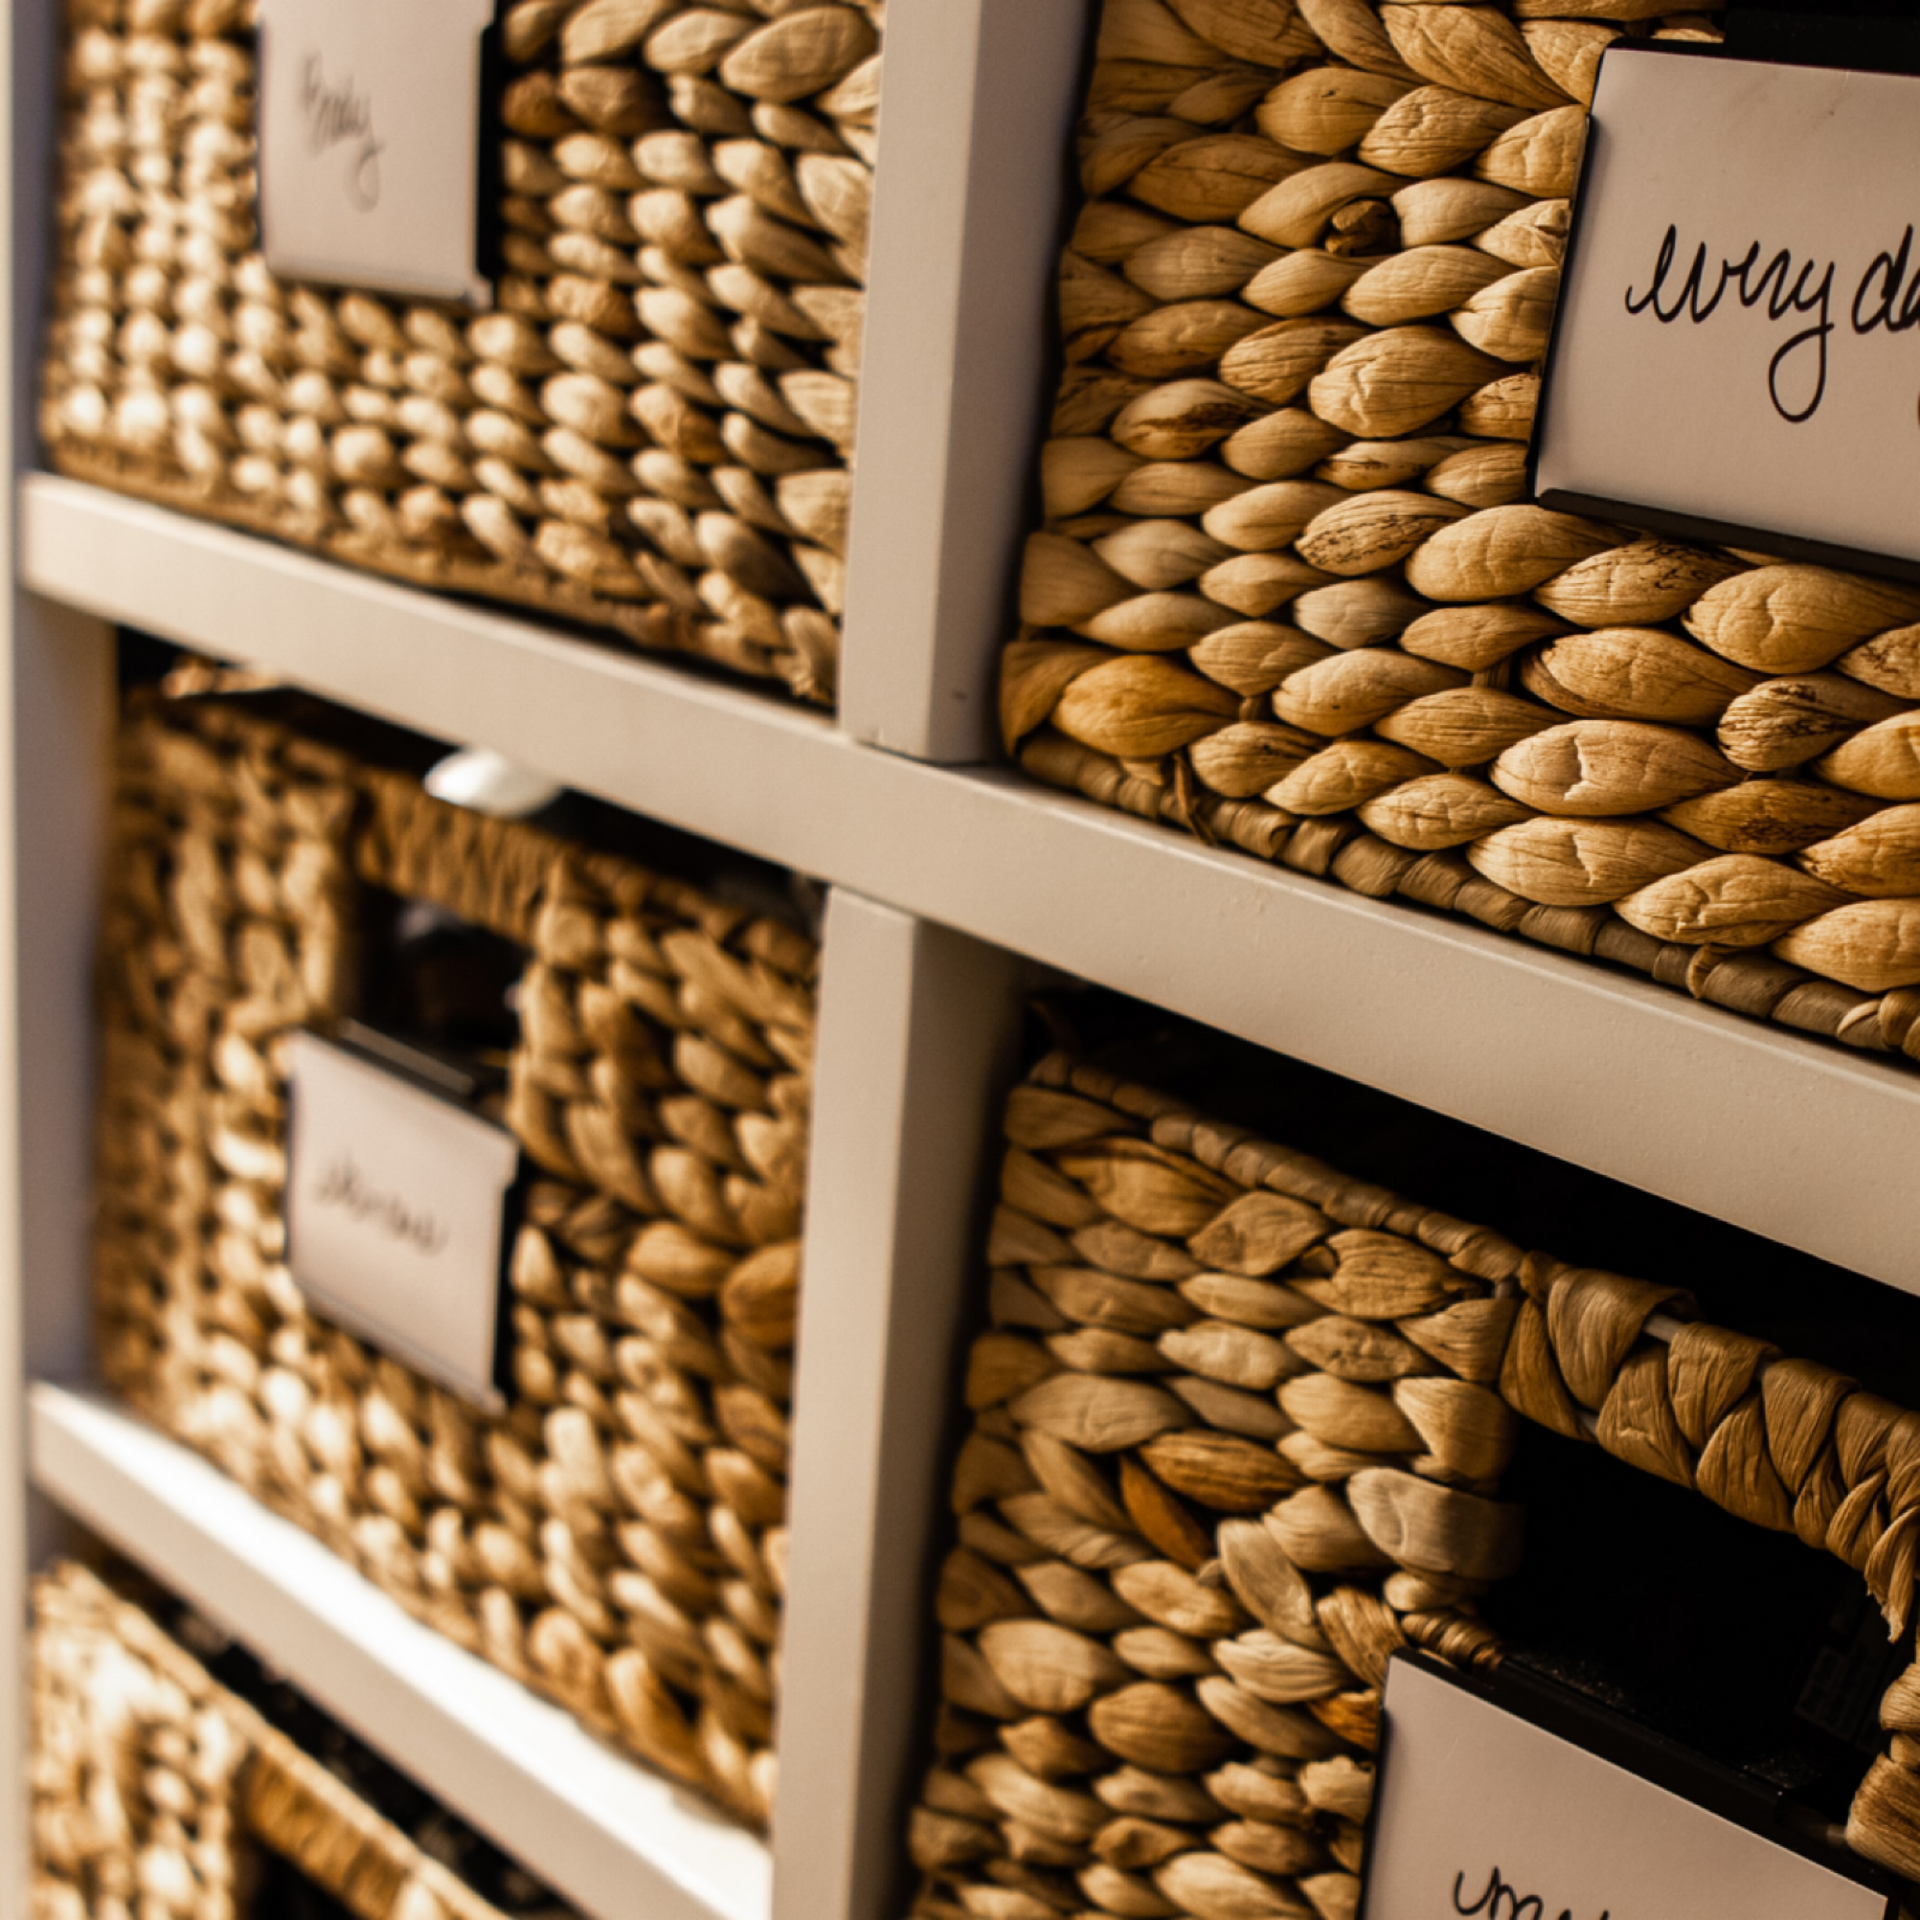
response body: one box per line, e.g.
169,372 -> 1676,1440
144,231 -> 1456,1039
95,689 -> 813,1832
1000,0 -> 1920,1062
8,4 -> 1920,1920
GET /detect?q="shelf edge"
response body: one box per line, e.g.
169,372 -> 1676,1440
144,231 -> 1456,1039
28,1382 -> 773,1920
25,472 -> 1920,1296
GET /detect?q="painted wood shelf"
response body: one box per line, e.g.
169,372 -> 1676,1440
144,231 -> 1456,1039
24,469 -> 1920,1298
29,1382 -> 772,1920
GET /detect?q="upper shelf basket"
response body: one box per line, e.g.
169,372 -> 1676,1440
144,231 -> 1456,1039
1003,0 -> 1920,1070
41,0 -> 880,705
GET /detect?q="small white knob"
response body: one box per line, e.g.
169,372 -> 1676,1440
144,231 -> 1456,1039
423,746 -> 563,819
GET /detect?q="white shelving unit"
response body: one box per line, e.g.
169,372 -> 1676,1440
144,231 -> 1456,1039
6,3 -> 1920,1920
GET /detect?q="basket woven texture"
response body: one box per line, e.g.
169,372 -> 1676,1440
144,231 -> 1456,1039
95,692 -> 816,1830
43,0 -> 882,706
33,1561 -> 563,1920
1004,0 -> 1920,1068
907,1053 -> 1920,1920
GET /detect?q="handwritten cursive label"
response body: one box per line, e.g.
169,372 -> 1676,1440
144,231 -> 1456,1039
1623,227 -> 1836,423
285,1029 -> 517,1410
1452,1863 -> 1609,1920
313,1150 -> 448,1255
1358,1654 -> 1888,1920
1534,46 -> 1920,580
296,51 -> 384,211
258,0 -> 495,304
1618,219 -> 1920,429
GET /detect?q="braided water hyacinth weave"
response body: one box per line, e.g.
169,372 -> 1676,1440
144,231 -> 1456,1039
44,0 -> 880,704
907,1053 -> 1920,1920
33,1561 -> 578,1920
96,693 -> 816,1828
1004,0 -> 1920,1065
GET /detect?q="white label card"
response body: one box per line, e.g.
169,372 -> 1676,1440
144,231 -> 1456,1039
1535,47 -> 1920,577
1362,1655 -> 1889,1920
258,0 -> 496,305
286,1030 -> 519,1409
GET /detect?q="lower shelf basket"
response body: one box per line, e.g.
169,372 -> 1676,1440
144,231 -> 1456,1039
95,684 -> 815,1829
32,1560 -> 574,1920
906,1047 -> 1920,1920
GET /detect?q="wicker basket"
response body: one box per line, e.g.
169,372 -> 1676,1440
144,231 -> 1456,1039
95,686 -> 817,1829
1003,0 -> 1920,1069
33,1560 -> 577,1920
906,1047 -> 1920,1920
42,0 -> 881,706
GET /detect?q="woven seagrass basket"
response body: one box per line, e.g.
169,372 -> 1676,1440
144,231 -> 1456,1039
33,1560 -> 577,1920
95,685 -> 816,1829
907,1045 -> 1920,1920
43,0 -> 880,705
1004,0 -> 1920,1067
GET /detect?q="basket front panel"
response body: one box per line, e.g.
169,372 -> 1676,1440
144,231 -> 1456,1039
910,1055 -> 1513,1920
94,699 -> 818,1830
44,0 -> 884,703
32,1567 -> 258,1920
1003,0 -> 1920,1068
905,1051 -> 1920,1915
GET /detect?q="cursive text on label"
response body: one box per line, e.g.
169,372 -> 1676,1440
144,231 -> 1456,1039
1624,226 -> 1835,423
1623,220 -> 1920,429
1453,1862 -> 1611,1920
297,51 -> 384,211
314,1151 -> 449,1255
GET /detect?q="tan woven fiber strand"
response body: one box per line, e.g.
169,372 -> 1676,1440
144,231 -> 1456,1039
31,1561 -> 555,1920
906,1052 -> 1920,1920
95,691 -> 817,1830
1004,0 -> 1920,1067
43,0 -> 881,705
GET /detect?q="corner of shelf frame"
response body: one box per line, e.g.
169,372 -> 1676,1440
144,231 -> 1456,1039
29,1383 -> 773,1920
837,0 -> 1095,765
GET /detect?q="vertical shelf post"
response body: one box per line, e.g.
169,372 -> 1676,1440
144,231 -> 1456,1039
773,892 -> 1032,1920
0,0 -> 117,1903
838,0 -> 1092,765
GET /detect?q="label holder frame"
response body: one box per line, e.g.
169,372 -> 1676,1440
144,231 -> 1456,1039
283,1021 -> 526,1417
1527,36 -> 1920,589
1357,1646 -> 1898,1920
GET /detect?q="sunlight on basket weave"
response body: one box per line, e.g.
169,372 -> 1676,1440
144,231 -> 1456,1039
95,693 -> 815,1829
33,1561 -> 576,1920
44,0 -> 881,703
1003,0 -> 1920,1066
906,1055 -> 1920,1920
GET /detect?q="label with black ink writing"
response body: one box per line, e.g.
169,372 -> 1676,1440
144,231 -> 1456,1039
286,1029 -> 518,1409
1535,47 -> 1920,579
1360,1655 -> 1888,1920
258,0 -> 496,304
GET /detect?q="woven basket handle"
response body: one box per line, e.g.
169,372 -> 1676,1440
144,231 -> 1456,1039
1494,1259 -> 1920,1880
353,765 -> 567,952
238,1711 -> 510,1920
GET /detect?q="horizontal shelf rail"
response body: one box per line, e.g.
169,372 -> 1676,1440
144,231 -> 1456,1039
24,472 -> 1920,1294
29,1383 -> 772,1920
